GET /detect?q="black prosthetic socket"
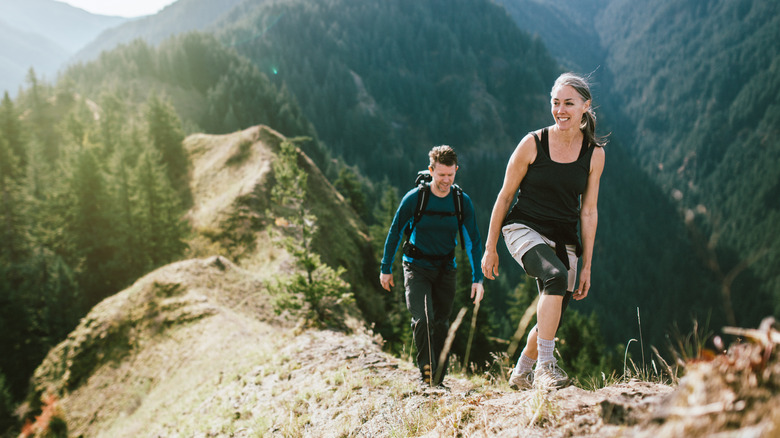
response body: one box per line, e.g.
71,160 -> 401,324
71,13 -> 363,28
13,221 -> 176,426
521,244 -> 568,296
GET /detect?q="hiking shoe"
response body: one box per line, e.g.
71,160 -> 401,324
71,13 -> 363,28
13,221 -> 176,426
533,361 -> 569,390
508,368 -> 534,390
420,364 -> 434,387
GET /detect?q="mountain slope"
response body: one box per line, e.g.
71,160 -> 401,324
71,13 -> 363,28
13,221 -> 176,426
70,0 -> 245,64
0,20 -> 66,93
0,0 -> 126,53
26,250 -> 668,436
496,0 -> 780,335
220,0 -> 558,190
593,0 -> 780,324
494,0 -> 609,74
0,0 -> 126,93
26,255 -> 780,436
22,124 -> 378,436
183,126 -> 384,322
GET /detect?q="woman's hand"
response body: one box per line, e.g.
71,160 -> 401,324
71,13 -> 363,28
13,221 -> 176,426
481,249 -> 499,280
574,267 -> 591,300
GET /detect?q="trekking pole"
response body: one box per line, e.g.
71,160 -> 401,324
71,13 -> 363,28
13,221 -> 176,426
507,295 -> 539,359
424,294 -> 434,386
462,299 -> 480,369
435,307 -> 467,385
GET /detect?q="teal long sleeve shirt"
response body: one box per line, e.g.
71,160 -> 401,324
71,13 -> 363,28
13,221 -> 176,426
380,186 -> 484,284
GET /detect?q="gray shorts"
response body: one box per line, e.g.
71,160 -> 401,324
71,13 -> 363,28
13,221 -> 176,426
502,223 -> 578,291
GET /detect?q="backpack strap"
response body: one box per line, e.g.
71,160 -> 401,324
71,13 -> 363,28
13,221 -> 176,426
405,182 -> 466,252
404,182 -> 430,241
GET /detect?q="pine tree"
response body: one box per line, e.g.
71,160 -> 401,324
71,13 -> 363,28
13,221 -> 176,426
0,265 -> 37,400
107,127 -> 146,283
145,94 -> 188,198
131,146 -> 187,270
24,249 -> 83,349
98,90 -> 126,158
270,140 -> 354,328
0,91 -> 25,170
334,166 -> 368,221
0,138 -> 25,266
64,145 -> 115,306
21,69 -> 59,163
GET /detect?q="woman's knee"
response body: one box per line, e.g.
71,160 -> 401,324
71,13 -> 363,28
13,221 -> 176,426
541,267 -> 568,296
522,244 -> 568,296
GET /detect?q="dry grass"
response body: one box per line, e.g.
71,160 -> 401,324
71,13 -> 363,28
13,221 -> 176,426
38,253 -> 773,437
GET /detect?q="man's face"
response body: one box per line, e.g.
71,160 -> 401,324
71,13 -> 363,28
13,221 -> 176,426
429,162 -> 457,195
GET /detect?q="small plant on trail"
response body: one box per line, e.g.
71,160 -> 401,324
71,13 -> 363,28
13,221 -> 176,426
269,139 -> 354,328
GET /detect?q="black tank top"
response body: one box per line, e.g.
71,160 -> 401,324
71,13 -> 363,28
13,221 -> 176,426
504,128 -> 594,259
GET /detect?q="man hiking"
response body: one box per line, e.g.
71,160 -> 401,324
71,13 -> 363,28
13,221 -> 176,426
379,145 -> 484,387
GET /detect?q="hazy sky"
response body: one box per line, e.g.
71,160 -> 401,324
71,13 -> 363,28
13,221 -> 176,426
57,0 -> 179,17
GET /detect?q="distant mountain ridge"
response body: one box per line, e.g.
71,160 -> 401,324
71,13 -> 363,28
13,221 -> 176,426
70,0 -> 245,64
0,0 -> 126,93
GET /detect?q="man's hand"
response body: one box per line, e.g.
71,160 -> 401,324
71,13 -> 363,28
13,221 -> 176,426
470,282 -> 485,304
481,249 -> 499,280
379,273 -> 394,291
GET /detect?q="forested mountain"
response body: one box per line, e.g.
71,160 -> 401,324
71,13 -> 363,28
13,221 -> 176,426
0,0 -> 126,53
595,0 -> 780,326
503,0 -> 780,330
495,0 -> 609,74
0,20 -> 66,93
71,0 -> 244,64
63,33 -> 315,144
0,0 -> 126,94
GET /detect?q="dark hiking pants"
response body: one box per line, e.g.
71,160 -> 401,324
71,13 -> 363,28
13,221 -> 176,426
402,261 -> 456,384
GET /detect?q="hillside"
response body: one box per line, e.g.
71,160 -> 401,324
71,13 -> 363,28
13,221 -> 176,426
182,125 -> 384,322
26,266 -> 780,437
17,121 -> 780,436
23,125 -> 780,434
501,0 -> 780,329
70,0 -> 244,65
494,0 -> 608,74
0,20 -> 65,93
29,250 -> 673,437
594,0 -> 780,326
0,0 -> 126,94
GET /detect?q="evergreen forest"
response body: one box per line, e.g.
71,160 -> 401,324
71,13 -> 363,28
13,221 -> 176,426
1,0 -> 778,431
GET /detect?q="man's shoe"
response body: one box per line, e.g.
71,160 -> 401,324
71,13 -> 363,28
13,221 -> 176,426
533,360 -> 569,390
508,368 -> 534,390
420,364 -> 434,387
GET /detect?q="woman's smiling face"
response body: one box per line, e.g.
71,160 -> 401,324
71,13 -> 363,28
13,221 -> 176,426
551,84 -> 590,131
